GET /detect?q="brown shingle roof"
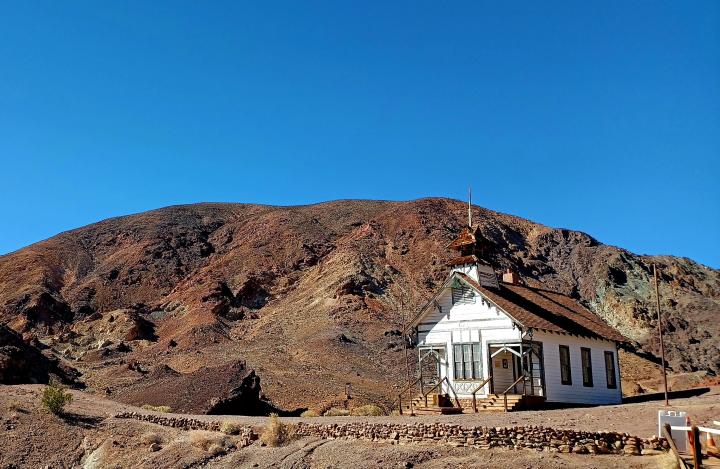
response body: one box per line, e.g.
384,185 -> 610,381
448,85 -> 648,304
456,273 -> 628,343
447,227 -> 475,250
447,254 -> 478,266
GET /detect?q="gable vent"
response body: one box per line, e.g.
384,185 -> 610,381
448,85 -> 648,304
451,279 -> 475,304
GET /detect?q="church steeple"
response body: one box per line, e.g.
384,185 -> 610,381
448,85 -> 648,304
446,194 -> 499,289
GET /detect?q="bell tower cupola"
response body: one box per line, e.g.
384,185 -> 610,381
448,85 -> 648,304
446,190 -> 499,288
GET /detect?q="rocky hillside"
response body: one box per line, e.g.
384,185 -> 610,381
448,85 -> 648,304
0,199 -> 717,411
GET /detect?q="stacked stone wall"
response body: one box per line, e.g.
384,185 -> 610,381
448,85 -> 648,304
114,412 -> 667,456
294,422 -> 667,455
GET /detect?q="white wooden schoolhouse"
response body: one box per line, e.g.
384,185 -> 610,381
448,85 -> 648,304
399,225 -> 628,413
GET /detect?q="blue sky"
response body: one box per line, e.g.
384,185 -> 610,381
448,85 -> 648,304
0,1 -> 718,268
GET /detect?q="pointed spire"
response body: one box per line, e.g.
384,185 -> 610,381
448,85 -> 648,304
468,186 -> 472,228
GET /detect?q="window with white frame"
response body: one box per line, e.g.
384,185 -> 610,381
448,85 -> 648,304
453,343 -> 482,380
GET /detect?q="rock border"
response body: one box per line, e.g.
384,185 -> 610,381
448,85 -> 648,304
114,412 -> 668,456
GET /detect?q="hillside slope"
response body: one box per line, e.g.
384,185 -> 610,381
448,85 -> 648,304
0,199 -> 717,411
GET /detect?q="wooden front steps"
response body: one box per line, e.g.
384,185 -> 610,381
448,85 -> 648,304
403,393 -> 463,415
412,405 -> 464,415
401,392 -> 546,414
473,394 -> 546,412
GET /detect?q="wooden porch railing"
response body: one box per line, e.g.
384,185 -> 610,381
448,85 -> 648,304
663,422 -> 720,469
422,376 -> 462,409
394,377 -> 422,416
470,375 -> 493,413
501,375 -> 526,412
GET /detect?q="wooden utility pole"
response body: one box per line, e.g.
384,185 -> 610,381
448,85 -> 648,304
653,264 -> 670,406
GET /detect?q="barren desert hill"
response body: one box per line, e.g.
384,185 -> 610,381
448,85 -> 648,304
0,198 -> 718,412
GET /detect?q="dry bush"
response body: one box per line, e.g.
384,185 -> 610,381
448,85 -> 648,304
41,379 -> 73,415
141,432 -> 162,445
220,421 -> 242,435
390,409 -> 401,416
349,404 -> 384,416
208,443 -> 226,456
189,431 -> 230,452
141,404 -> 172,413
300,410 -> 319,418
260,413 -> 297,447
323,407 -> 350,417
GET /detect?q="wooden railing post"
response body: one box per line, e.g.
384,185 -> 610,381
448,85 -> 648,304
470,375 -> 492,413
393,376 -> 424,417
692,425 -> 702,469
501,375 -> 525,413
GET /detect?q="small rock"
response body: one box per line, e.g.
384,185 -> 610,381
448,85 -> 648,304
641,448 -> 663,456
623,445 -> 640,455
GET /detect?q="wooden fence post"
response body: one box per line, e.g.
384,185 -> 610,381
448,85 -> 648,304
692,425 -> 702,469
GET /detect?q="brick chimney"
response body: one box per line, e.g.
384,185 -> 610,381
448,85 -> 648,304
502,268 -> 520,285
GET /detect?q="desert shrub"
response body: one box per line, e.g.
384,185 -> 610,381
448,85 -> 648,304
260,413 -> 296,447
300,410 -> 319,418
220,421 -> 242,435
189,431 -> 229,452
349,404 -> 384,416
141,404 -> 172,413
141,432 -> 162,445
41,379 -> 73,415
322,407 -> 350,417
208,443 -> 226,456
390,409 -> 401,416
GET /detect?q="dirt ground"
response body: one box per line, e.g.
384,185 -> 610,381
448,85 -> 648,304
2,384 -> 718,468
207,438 -> 661,469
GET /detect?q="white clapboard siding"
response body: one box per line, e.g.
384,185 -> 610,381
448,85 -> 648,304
417,286 -> 519,397
535,330 -> 622,404
413,272 -> 623,404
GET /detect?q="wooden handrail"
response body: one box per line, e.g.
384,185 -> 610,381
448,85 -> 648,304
471,375 -> 493,413
422,377 -> 462,409
393,377 -> 422,415
422,378 -> 444,402
444,377 -> 462,409
502,375 -> 526,412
